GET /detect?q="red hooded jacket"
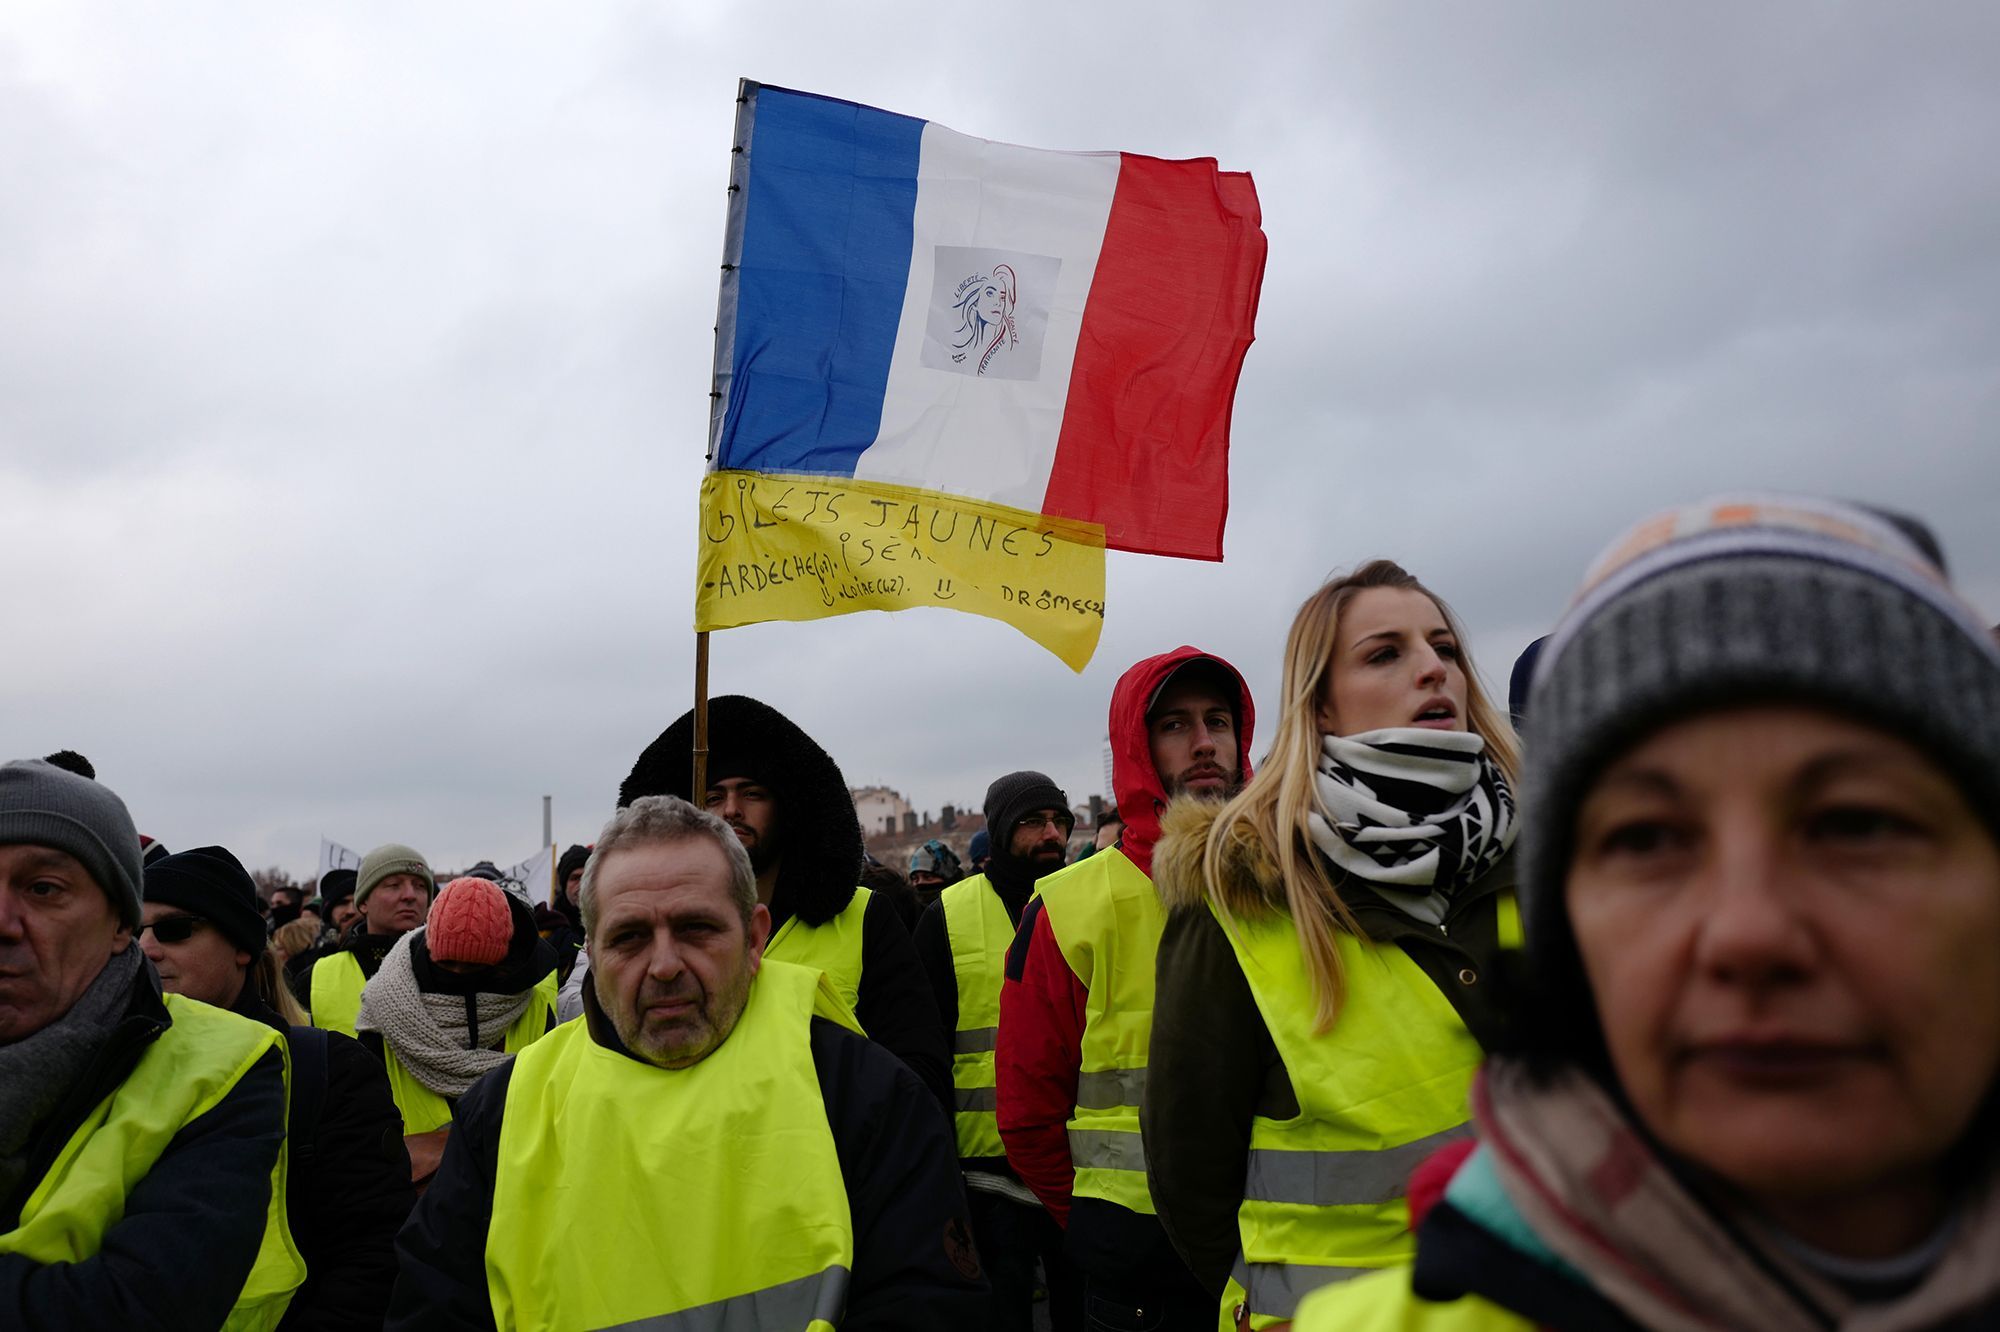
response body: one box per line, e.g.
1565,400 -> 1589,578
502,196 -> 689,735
997,647 -> 1255,1227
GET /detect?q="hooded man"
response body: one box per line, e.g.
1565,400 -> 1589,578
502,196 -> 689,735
617,695 -> 951,1110
996,648 -> 1255,1329
355,877 -> 558,1185
142,845 -> 412,1331
916,771 -> 1087,1331
301,843 -> 436,1037
0,760 -> 304,1330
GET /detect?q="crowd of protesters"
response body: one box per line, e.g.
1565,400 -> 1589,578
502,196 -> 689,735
4,492 -> 1998,1331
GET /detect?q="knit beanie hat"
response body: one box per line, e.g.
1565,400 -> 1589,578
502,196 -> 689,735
967,828 -> 990,865
427,877 -> 514,967
555,843 -> 591,887
984,771 -> 1070,846
1517,493 -> 2000,1069
144,846 -> 268,957
0,758 -> 143,930
318,867 -> 358,909
355,843 -> 434,907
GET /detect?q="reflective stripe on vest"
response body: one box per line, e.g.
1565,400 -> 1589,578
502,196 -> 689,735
766,886 -> 873,1028
309,950 -> 367,1037
1220,897 -> 1498,1327
486,961 -> 858,1332
1287,1265 -> 1536,1332
940,874 -> 1014,1160
1243,1122 -> 1473,1207
0,993 -> 307,1332
594,1265 -> 853,1331
1035,848 -> 1161,1215
381,973 -> 558,1134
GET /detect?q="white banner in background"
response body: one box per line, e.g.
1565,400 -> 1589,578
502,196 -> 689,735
317,838 -> 364,885
504,846 -> 555,907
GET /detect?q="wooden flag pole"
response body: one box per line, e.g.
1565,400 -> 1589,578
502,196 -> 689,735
692,630 -> 711,799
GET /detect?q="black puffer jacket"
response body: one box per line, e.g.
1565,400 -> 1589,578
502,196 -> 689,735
228,986 -> 413,1331
620,695 -> 952,1112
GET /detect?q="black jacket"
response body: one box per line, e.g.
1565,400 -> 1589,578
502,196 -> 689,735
388,975 -> 989,1330
620,694 -> 953,1113
229,986 -> 414,1331
1,960 -> 287,1331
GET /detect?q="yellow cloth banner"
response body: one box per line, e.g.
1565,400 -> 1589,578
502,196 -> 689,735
695,471 -> 1106,671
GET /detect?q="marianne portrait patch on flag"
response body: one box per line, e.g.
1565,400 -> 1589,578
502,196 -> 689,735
922,246 -> 1061,381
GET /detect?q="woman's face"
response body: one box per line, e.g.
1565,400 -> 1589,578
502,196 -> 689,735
1316,586 -> 1469,737
976,281 -> 1007,324
1567,705 -> 2000,1230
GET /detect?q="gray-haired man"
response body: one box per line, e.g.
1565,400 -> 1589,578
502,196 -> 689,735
392,796 -> 986,1330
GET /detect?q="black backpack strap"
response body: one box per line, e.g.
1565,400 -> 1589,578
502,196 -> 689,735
285,1025 -> 332,1168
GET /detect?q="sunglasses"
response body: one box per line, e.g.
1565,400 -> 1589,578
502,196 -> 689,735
140,915 -> 209,945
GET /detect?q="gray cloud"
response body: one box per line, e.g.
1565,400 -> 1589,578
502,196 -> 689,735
6,1 -> 1996,874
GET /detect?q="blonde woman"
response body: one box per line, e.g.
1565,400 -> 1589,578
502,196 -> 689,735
1145,560 -> 1521,1330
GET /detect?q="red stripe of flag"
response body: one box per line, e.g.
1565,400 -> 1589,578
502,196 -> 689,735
1042,155 -> 1266,561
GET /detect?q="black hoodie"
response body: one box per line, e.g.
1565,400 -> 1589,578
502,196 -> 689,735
621,695 -> 953,1114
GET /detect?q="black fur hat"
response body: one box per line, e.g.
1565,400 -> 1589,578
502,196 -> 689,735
619,696 -> 863,927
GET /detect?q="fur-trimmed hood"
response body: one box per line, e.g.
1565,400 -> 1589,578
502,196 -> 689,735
1152,793 -> 1285,919
618,695 -> 863,928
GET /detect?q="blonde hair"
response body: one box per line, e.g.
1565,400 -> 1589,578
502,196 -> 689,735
252,949 -> 308,1026
1200,560 -> 1519,1033
272,919 -> 320,963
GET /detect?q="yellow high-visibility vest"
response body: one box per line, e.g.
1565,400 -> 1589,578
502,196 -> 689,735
1034,848 -> 1160,1216
766,885 -> 873,1025
485,960 -> 861,1331
940,873 -> 1018,1160
1291,1265 -> 1533,1331
0,993 -> 307,1332
308,950 -> 367,1037
381,973 -> 558,1133
1215,896 -> 1519,1329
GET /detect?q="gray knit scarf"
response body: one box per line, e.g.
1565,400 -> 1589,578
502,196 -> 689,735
0,945 -> 142,1203
1307,728 -> 1517,924
355,928 -> 535,1100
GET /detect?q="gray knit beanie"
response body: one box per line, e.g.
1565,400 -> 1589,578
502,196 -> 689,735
1516,494 -> 2000,1068
0,758 -> 144,929
354,842 -> 434,907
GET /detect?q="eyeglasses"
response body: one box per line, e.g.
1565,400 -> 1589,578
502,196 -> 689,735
1014,813 -> 1074,835
140,915 -> 208,945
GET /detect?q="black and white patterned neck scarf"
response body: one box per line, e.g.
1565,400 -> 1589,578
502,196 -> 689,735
1306,728 -> 1517,924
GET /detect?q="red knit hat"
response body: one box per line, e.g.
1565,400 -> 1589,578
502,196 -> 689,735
427,877 -> 513,967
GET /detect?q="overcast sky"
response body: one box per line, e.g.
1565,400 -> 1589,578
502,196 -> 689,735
7,2 -> 1997,879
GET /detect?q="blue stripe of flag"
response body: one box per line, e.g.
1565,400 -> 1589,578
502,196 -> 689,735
715,86 -> 924,476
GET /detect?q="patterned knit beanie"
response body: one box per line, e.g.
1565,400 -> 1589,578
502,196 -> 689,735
355,842 -> 434,907
1516,493 -> 2000,1070
427,877 -> 513,967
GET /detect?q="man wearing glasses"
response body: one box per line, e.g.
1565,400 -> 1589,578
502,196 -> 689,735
996,649 -> 1255,1331
141,845 -> 413,1330
916,771 -> 1085,1330
0,759 -> 301,1329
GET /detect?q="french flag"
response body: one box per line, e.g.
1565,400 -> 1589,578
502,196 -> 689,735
710,82 -> 1266,561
